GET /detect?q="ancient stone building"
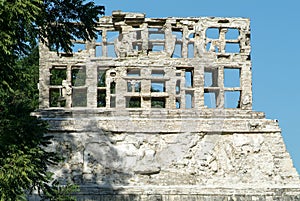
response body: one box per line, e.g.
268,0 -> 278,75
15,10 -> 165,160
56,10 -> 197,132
34,11 -> 300,200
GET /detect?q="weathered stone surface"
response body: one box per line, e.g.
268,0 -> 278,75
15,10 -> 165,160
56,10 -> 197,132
34,11 -> 300,200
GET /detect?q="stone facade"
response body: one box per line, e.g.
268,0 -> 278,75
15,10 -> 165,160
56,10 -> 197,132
34,11 -> 300,200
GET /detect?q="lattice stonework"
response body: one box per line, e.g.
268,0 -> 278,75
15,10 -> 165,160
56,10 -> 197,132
35,11 -> 300,201
39,11 -> 252,110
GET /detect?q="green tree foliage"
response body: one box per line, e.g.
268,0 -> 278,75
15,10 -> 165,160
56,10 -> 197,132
0,0 -> 104,200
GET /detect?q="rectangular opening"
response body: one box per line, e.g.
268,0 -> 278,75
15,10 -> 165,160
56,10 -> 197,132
176,70 -> 181,77
107,44 -> 117,57
185,69 -> 193,88
224,68 -> 240,87
132,41 -> 142,51
134,82 -> 141,92
151,81 -> 165,92
72,88 -> 87,107
127,82 -> 141,92
148,28 -> 165,40
152,70 -> 164,77
110,96 -> 116,108
148,28 -> 165,52
204,71 -> 213,87
176,98 -> 181,109
225,43 -> 240,53
126,97 -> 141,108
176,80 -> 180,94
97,89 -> 106,107
206,28 -> 219,39
127,82 -> 132,92
71,66 -> 86,86
96,45 -> 102,57
225,91 -> 240,108
110,82 -> 116,94
149,42 -> 164,52
188,43 -> 194,58
49,88 -> 65,107
226,28 -> 239,40
98,70 -> 106,87
151,97 -> 165,108
172,31 -> 182,39
185,91 -> 194,109
204,90 -> 217,108
127,69 -> 140,77
204,68 -> 218,87
172,43 -> 182,58
50,67 -> 66,85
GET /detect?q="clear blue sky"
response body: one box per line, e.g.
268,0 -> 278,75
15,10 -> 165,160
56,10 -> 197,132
94,0 -> 300,173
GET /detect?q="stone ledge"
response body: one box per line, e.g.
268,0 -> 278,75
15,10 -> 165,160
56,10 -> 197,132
32,109 -> 266,119
43,118 -> 280,133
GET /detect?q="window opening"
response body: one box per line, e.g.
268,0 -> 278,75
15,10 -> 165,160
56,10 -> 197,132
148,28 -> 165,40
225,43 -> 240,53
172,43 -> 182,58
107,44 -> 117,57
71,67 -> 86,86
98,70 -> 106,87
204,68 -> 218,87
172,31 -> 182,39
132,30 -> 142,51
106,31 -> 119,57
151,81 -> 165,92
172,31 -> 183,58
110,82 -> 116,94
204,90 -> 217,108
97,90 -> 106,107
185,91 -> 194,109
148,28 -> 165,52
50,68 -> 66,85
225,91 -> 240,108
151,97 -> 165,108
185,69 -> 193,88
176,80 -> 180,94
126,97 -> 141,108
150,44 -> 164,52
204,71 -> 213,87
127,69 -> 140,77
188,43 -> 194,58
134,82 -> 141,92
206,42 -> 211,52
72,88 -> 87,107
176,98 -> 181,109
226,28 -> 239,40
152,70 -> 164,77
49,88 -> 65,107
224,68 -> 240,87
127,82 -> 132,92
206,28 -> 219,39
96,46 -> 103,57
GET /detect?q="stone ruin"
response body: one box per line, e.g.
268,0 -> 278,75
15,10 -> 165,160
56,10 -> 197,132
34,11 -> 300,200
